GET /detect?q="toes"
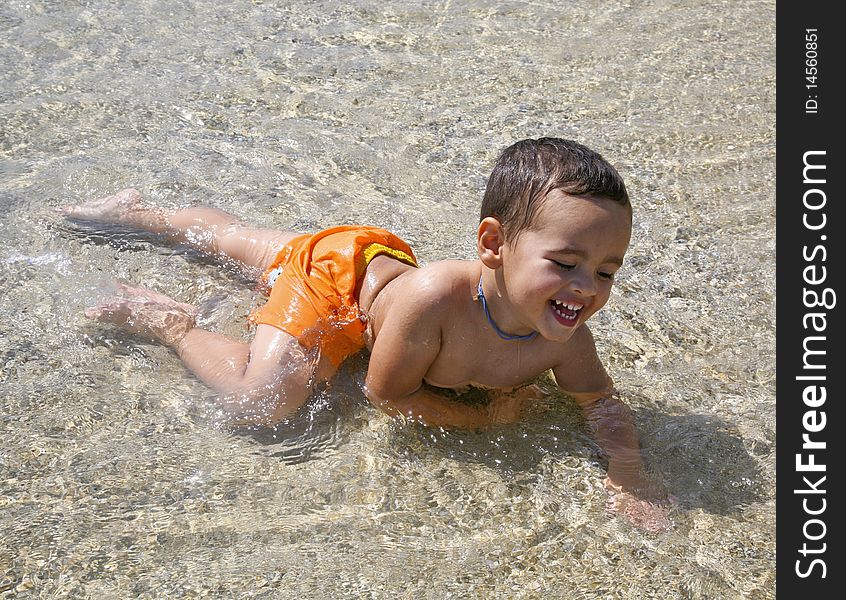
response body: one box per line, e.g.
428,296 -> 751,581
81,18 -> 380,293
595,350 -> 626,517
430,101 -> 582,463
57,204 -> 84,217
116,188 -> 142,202
112,282 -> 199,315
57,188 -> 142,220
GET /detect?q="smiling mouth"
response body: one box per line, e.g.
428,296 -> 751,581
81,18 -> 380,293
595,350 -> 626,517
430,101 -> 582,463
550,299 -> 582,326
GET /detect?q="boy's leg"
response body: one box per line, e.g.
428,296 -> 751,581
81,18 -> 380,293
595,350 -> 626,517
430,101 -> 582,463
176,325 -> 324,425
88,284 -> 336,425
60,188 -> 299,273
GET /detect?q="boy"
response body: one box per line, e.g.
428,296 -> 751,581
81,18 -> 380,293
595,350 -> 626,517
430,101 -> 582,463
60,138 -> 672,531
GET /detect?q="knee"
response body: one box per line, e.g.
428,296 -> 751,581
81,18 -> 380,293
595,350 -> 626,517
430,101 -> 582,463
170,208 -> 238,231
215,225 -> 271,266
222,377 -> 313,426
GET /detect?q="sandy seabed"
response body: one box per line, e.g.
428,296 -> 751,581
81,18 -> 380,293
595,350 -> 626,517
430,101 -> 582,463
1,1 -> 774,598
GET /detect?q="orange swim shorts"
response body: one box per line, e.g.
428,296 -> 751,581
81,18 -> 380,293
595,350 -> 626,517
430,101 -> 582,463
250,225 -> 417,366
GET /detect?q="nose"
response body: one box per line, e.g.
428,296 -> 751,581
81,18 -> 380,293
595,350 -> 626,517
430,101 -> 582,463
569,269 -> 597,297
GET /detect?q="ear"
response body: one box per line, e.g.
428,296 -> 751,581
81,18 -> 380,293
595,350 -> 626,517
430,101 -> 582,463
477,217 -> 505,268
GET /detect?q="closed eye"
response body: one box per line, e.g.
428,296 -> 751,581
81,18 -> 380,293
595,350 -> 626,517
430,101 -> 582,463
551,259 -> 617,281
551,259 -> 575,270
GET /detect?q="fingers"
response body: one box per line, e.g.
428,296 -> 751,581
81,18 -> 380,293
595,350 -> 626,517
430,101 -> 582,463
84,300 -> 132,324
605,488 -> 675,533
114,282 -> 162,300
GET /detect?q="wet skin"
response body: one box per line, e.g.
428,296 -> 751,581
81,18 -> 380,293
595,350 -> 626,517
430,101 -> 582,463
62,188 -> 673,532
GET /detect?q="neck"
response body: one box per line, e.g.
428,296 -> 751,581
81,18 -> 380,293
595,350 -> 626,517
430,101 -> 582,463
475,273 -> 537,342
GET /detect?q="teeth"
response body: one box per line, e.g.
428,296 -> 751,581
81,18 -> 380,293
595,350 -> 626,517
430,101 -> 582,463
553,300 -> 582,311
551,300 -> 582,320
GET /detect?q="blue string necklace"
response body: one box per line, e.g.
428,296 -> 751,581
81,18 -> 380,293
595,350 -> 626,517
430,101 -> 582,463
475,275 -> 538,342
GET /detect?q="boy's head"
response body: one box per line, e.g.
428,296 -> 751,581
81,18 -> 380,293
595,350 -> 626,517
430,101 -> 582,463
476,138 -> 633,341
480,137 -> 630,244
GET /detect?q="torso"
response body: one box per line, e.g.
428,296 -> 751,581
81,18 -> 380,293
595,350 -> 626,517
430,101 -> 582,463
359,257 -> 565,393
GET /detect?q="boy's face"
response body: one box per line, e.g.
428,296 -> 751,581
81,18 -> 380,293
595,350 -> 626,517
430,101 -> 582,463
498,190 -> 632,343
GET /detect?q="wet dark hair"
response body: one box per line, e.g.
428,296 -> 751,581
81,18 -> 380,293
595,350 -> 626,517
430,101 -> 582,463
480,137 -> 630,242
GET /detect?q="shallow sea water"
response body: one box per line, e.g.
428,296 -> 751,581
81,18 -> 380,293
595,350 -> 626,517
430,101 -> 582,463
1,0 -> 775,598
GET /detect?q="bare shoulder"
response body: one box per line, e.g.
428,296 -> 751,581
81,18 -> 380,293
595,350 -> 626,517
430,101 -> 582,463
368,259 -> 474,344
550,324 -> 613,396
389,259 -> 474,313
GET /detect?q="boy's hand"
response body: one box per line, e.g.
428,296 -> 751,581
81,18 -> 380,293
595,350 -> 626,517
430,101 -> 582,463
604,477 -> 676,533
486,384 -> 544,424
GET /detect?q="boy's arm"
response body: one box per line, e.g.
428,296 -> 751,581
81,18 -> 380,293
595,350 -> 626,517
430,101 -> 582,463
364,293 -> 502,429
553,327 -> 672,532
569,389 -> 650,492
551,326 -> 650,494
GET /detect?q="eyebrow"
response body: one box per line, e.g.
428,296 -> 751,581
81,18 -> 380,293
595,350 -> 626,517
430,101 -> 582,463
552,248 -> 625,266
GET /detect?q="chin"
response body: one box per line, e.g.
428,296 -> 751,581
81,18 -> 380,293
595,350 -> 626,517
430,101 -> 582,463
539,322 -> 579,343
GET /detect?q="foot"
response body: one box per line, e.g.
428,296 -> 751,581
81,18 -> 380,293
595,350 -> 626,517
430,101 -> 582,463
58,188 -> 144,224
85,283 -> 199,347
